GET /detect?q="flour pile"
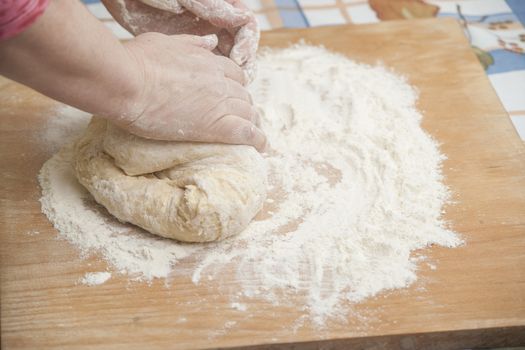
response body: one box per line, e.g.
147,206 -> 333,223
80,271 -> 112,286
38,44 -> 461,324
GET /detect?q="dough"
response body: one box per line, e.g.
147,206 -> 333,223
73,117 -> 267,242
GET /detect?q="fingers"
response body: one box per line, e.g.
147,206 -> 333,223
229,16 -> 259,67
221,99 -> 258,123
139,0 -> 185,14
225,79 -> 252,103
168,34 -> 249,91
177,34 -> 219,51
206,80 -> 256,121
177,0 -> 250,28
242,59 -> 256,83
210,115 -> 267,151
216,55 -> 245,85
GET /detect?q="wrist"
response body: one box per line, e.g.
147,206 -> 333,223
99,42 -> 146,125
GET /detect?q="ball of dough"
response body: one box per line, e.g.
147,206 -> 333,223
73,117 -> 267,242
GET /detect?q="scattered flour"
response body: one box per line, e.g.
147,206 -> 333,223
230,302 -> 247,311
80,272 -> 112,286
38,44 -> 462,326
40,105 -> 91,152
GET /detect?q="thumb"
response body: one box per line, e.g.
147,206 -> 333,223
177,34 -> 219,51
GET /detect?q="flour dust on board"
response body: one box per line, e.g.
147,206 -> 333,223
38,44 -> 462,327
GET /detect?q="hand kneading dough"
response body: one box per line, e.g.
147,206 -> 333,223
74,117 -> 267,242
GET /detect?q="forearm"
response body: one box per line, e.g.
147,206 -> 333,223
0,0 -> 140,118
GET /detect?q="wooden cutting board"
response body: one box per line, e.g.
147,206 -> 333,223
1,18 -> 524,349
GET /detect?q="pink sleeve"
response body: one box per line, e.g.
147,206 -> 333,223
0,0 -> 50,40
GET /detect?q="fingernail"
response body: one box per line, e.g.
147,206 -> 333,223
252,127 -> 267,152
202,34 -> 218,49
230,47 -> 248,66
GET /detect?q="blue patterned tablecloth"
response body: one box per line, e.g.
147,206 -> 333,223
83,0 -> 525,141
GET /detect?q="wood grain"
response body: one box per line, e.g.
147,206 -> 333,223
1,18 -> 525,349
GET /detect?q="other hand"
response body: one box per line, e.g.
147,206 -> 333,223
101,0 -> 259,81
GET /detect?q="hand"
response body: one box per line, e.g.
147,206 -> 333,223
0,0 -> 264,150
115,33 -> 266,150
101,0 -> 260,81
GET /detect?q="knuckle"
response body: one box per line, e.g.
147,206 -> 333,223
216,79 -> 231,97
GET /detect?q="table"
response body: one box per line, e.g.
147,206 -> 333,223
1,18 -> 525,350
